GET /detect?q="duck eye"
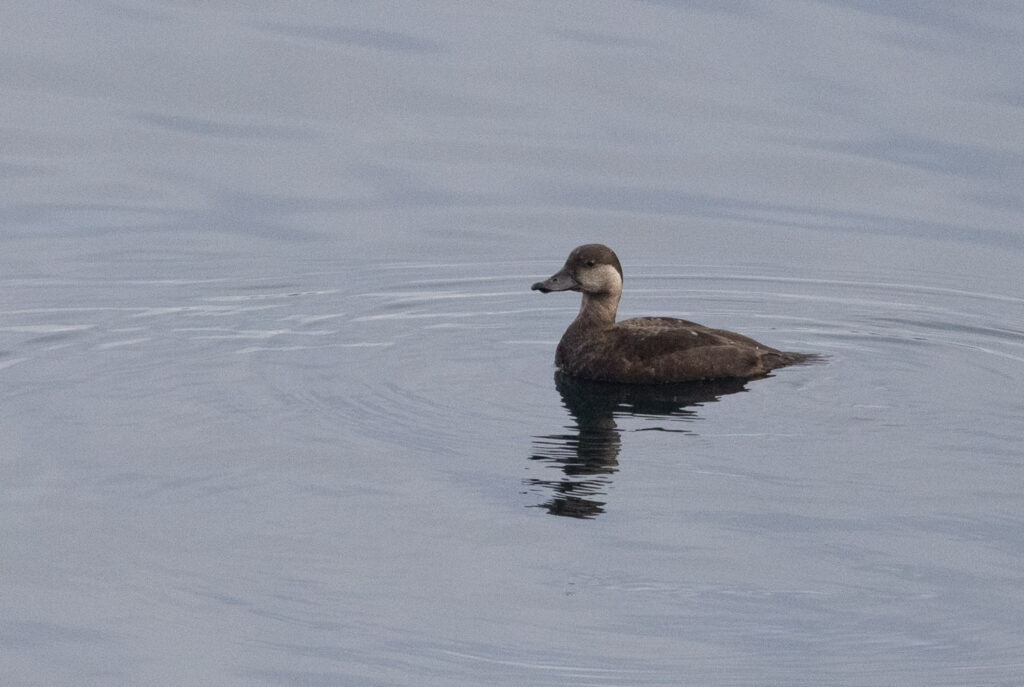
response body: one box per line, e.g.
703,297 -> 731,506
585,260 -> 595,267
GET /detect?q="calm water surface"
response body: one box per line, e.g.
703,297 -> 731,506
3,2 -> 1024,686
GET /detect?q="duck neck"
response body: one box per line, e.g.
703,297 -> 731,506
575,291 -> 620,328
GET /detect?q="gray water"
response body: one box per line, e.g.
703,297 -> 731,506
3,2 -> 1024,685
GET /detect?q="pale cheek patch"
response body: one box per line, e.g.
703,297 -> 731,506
580,264 -> 622,292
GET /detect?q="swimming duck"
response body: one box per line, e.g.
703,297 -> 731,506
532,244 -> 812,384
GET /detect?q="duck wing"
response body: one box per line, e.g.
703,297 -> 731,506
603,318 -> 785,382
617,317 -> 774,350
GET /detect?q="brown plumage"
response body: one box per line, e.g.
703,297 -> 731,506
531,244 -> 814,384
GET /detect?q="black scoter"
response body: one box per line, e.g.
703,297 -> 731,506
531,244 -> 813,383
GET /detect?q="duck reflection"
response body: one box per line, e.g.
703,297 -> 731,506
527,372 -> 752,518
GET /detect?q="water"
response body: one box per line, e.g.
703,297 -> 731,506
3,2 -> 1024,685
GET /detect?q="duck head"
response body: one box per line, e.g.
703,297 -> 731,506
531,244 -> 624,295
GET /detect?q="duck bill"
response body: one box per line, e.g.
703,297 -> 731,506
531,266 -> 579,293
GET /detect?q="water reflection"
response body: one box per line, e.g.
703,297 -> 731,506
527,372 -> 752,518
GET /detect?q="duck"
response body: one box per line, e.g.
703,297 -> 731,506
531,244 -> 813,384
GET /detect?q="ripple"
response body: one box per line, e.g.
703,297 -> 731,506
4,262 -> 1022,465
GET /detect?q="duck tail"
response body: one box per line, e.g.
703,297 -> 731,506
776,351 -> 827,367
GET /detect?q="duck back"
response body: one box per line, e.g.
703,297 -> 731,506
556,317 -> 803,384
